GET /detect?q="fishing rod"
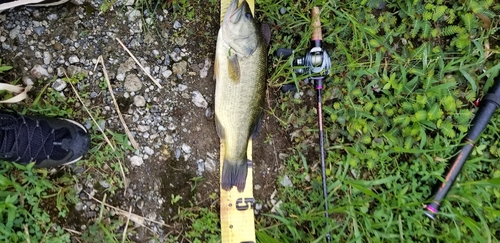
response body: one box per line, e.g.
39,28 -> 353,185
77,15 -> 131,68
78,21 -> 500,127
424,74 -> 500,220
277,6 -> 332,242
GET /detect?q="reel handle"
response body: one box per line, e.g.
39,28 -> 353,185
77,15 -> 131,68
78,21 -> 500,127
311,6 -> 322,41
276,48 -> 294,59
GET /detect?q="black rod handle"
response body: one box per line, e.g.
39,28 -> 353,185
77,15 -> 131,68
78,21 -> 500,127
424,74 -> 500,219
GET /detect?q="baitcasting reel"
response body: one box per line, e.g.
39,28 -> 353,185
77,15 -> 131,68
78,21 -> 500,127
276,45 -> 331,91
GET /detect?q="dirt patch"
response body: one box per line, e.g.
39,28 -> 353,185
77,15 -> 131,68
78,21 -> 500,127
0,1 -> 290,241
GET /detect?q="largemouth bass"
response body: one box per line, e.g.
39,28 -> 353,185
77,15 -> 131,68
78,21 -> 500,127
214,0 -> 267,192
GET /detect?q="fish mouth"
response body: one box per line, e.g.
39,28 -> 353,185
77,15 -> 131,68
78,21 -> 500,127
227,0 -> 251,24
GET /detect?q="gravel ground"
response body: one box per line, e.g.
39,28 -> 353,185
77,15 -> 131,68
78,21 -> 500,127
0,1 -> 291,241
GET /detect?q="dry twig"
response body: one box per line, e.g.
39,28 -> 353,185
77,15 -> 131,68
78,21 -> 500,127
94,55 -> 139,149
115,37 -> 163,89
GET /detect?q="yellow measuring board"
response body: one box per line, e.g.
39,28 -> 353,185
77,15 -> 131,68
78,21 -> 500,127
219,140 -> 256,243
219,1 -> 257,242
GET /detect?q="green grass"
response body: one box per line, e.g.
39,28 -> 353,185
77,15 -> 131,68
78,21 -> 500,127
0,162 -> 73,242
257,0 -> 500,242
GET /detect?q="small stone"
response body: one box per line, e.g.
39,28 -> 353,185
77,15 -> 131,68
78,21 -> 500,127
174,37 -> 186,46
99,180 -> 110,188
174,149 -> 181,160
172,61 -> 187,75
280,175 -> 293,187
73,166 -> 85,174
9,26 -> 20,39
33,26 -> 45,36
181,144 -> 192,154
56,66 -> 66,77
254,184 -> 262,190
192,91 -> 208,109
53,42 -> 63,50
134,95 -> 146,106
205,107 -> 214,119
161,69 -> 172,79
124,74 -> 142,92
164,135 -> 174,144
116,72 -> 126,82
173,21 -> 182,29
168,123 -> 176,130
204,158 -> 216,172
43,51 -> 52,65
137,125 -> 150,132
279,7 -> 287,15
199,57 -> 212,78
169,51 -> 182,62
70,31 -> 78,41
52,79 -> 67,91
47,13 -> 58,20
130,155 -> 144,166
196,159 -> 205,175
116,58 -> 136,81
66,65 -> 82,76
144,146 -> 154,155
178,84 -> 188,92
75,201 -> 84,211
22,76 -> 34,86
98,120 -> 106,130
30,65 -> 49,78
278,153 -> 288,160
73,183 -> 83,194
128,9 -> 142,22
69,55 -> 80,64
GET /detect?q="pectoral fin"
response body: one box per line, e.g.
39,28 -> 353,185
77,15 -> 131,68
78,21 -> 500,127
261,22 -> 271,47
227,54 -> 240,83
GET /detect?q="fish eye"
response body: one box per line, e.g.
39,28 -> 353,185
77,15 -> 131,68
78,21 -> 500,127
245,13 -> 252,19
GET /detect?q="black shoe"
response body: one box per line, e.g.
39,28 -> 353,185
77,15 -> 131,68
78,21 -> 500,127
0,111 -> 90,168
0,0 -> 70,12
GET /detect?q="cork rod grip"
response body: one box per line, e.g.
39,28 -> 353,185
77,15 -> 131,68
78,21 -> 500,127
311,6 -> 322,41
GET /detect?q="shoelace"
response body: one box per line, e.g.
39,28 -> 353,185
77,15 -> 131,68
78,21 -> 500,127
0,113 -> 67,163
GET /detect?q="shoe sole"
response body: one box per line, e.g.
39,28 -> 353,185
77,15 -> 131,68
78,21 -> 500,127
59,118 -> 88,166
60,117 -> 88,133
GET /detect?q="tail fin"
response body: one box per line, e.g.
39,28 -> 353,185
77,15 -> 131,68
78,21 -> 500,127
221,160 -> 248,192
